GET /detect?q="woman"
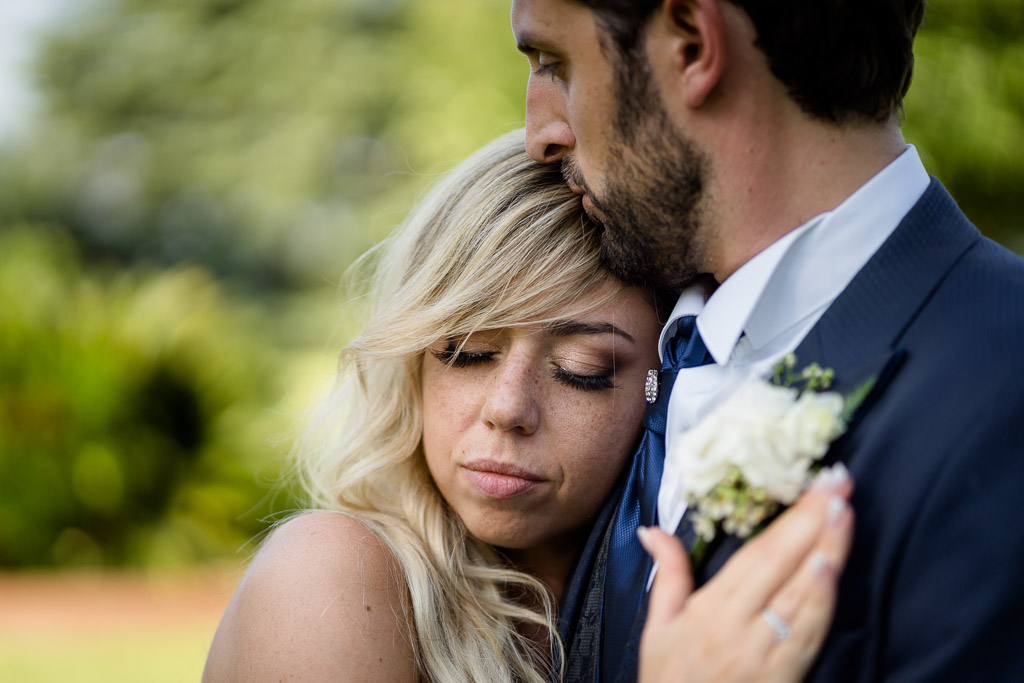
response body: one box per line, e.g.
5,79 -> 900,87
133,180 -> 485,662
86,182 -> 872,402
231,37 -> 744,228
203,130 -> 852,682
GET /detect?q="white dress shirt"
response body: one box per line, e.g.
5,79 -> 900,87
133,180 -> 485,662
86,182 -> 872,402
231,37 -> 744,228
656,145 -> 931,533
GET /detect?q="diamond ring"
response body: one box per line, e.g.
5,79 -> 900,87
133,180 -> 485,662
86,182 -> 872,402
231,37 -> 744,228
761,607 -> 791,643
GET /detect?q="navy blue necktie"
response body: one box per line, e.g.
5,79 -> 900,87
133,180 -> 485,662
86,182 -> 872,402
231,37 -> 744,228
600,315 -> 712,682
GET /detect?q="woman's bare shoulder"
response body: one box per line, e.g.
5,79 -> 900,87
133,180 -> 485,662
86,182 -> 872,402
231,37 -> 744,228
203,511 -> 418,682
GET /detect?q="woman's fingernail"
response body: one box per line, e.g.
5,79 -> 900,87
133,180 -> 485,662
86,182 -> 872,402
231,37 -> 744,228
810,462 -> 851,493
811,551 -> 830,577
636,526 -> 651,549
827,496 -> 847,526
809,468 -> 831,492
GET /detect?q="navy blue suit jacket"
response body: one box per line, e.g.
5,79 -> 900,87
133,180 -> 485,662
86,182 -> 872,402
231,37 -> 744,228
558,179 -> 1024,681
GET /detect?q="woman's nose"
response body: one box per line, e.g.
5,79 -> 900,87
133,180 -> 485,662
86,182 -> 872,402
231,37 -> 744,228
480,355 -> 541,435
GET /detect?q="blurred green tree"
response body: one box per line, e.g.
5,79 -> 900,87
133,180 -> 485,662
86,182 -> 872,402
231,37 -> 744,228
0,226 -> 298,567
0,0 -> 527,289
905,0 -> 1024,252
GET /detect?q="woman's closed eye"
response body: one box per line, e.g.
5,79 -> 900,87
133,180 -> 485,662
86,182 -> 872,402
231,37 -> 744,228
552,366 -> 615,392
429,336 -> 620,392
430,343 -> 495,368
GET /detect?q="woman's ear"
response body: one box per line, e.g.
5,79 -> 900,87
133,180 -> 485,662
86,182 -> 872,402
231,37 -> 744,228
660,0 -> 726,108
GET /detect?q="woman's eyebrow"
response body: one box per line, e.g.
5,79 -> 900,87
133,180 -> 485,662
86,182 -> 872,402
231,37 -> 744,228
545,320 -> 635,343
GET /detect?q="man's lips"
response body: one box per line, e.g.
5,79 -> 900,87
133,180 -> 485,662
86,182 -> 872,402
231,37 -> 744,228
462,459 -> 545,499
567,184 -> 592,212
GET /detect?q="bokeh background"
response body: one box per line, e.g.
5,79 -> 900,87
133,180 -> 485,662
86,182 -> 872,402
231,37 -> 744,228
0,0 -> 1021,680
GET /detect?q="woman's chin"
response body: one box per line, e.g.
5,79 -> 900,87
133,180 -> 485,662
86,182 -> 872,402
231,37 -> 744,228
467,523 -> 540,551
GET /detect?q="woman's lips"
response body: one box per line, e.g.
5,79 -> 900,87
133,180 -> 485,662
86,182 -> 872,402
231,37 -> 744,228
462,460 -> 544,499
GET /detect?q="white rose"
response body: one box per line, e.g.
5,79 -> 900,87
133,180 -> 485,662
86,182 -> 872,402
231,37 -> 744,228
672,364 -> 851,541
674,379 -> 798,500
738,436 -> 813,503
733,387 -> 845,503
673,409 -> 737,500
781,391 -> 847,460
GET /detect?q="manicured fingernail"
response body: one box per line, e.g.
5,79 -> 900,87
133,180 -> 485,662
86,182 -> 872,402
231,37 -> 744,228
636,526 -> 651,550
827,496 -> 847,526
811,463 -> 851,493
810,551 -> 830,577
808,468 -> 831,492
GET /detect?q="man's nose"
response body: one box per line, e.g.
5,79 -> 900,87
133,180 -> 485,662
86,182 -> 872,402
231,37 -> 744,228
524,78 -> 575,163
480,355 -> 541,436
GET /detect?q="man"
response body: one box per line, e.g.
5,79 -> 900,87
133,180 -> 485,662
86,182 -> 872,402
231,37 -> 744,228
510,0 -> 1024,681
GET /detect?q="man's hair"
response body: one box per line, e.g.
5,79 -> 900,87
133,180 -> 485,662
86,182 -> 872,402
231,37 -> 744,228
578,0 -> 926,123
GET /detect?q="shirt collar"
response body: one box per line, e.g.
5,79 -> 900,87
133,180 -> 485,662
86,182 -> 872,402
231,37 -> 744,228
657,285 -> 705,361
661,145 -> 930,364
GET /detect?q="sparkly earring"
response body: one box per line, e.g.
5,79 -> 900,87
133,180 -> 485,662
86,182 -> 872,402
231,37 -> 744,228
645,369 -> 659,404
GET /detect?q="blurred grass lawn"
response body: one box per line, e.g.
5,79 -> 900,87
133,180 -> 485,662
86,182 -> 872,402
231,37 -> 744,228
0,630 -> 213,682
0,571 -> 240,683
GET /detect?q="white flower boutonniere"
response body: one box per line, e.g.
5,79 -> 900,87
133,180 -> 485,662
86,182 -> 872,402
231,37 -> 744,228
675,355 -> 874,560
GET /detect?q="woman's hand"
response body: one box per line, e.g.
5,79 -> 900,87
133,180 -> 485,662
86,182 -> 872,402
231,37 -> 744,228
638,464 -> 855,683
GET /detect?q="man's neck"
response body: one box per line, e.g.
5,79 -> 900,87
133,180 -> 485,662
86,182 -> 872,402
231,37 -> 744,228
704,116 -> 907,283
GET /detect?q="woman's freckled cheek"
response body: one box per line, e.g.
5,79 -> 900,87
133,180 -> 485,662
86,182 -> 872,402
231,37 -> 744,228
422,363 -> 471,466
556,394 -> 619,481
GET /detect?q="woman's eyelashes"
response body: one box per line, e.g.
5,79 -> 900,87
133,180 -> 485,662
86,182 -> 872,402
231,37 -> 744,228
430,344 -> 494,368
552,366 -> 615,392
431,341 -> 618,393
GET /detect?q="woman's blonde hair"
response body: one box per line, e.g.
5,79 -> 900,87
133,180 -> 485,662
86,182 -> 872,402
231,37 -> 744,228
297,129 -> 625,682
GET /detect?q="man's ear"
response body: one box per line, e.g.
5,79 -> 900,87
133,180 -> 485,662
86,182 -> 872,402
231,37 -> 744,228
660,0 -> 726,108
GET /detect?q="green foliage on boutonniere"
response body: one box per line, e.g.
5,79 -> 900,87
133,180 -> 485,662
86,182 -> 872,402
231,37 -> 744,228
675,355 -> 875,567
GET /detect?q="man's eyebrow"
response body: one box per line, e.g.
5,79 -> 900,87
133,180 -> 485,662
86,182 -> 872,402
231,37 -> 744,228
515,32 -> 554,55
545,320 -> 635,343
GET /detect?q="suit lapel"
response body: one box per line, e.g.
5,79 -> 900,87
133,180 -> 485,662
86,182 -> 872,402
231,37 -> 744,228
792,178 -> 977,382
694,178 -> 980,584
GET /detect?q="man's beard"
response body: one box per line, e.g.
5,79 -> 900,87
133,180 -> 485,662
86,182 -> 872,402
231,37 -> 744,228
566,49 -> 711,292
